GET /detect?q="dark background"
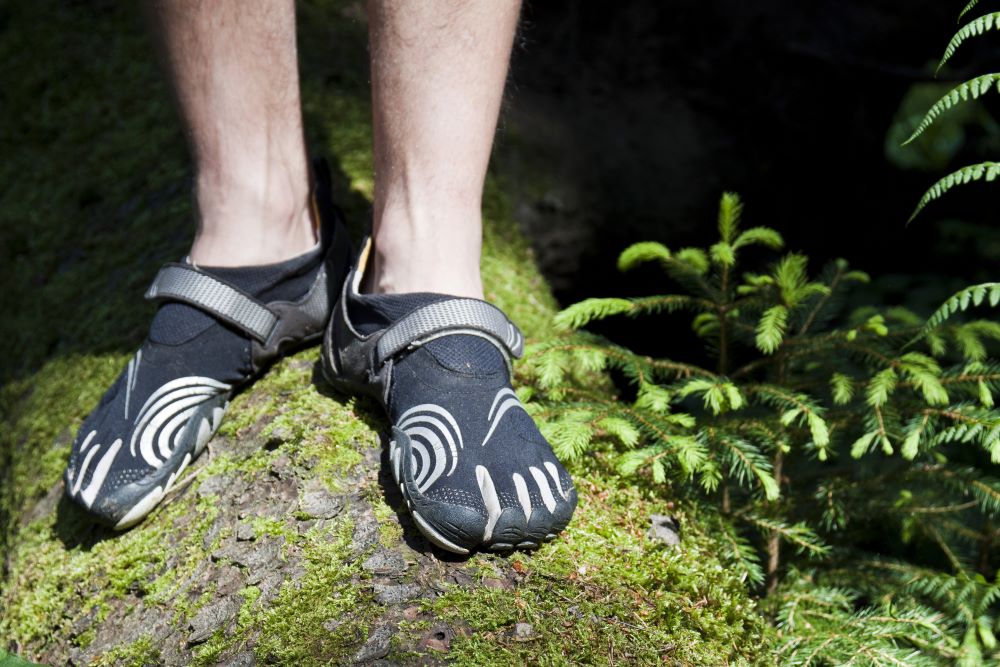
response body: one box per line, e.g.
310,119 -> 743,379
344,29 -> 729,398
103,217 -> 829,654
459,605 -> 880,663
500,0 -> 998,354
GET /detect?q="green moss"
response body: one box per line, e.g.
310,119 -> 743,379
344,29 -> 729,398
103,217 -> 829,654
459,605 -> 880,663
72,628 -> 95,650
192,516 -> 376,666
0,489 -> 219,651
215,350 -> 374,487
91,634 -> 159,667
426,473 -> 770,666
250,516 -> 295,542
368,490 -> 405,547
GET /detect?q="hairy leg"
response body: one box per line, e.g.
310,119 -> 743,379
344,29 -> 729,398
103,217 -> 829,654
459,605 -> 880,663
367,0 -> 522,298
147,0 -> 315,266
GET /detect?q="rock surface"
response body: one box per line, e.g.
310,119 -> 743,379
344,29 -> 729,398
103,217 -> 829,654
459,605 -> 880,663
648,514 -> 682,547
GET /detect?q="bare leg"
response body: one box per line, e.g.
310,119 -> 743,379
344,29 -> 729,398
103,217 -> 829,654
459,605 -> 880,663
147,0 -> 315,266
367,0 -> 522,298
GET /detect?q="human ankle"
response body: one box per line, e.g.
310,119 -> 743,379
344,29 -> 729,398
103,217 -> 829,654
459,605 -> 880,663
369,202 -> 484,298
190,170 -> 316,267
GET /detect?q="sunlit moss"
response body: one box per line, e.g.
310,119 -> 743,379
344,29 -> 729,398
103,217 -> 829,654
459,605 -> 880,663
91,635 -> 160,667
428,473 -> 771,666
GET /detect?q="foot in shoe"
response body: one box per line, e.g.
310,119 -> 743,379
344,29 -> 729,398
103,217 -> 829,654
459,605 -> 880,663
64,166 -> 351,529
323,241 -> 577,554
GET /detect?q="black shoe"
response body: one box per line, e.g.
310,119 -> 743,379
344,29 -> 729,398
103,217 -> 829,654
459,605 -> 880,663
322,239 -> 577,554
63,160 -> 353,529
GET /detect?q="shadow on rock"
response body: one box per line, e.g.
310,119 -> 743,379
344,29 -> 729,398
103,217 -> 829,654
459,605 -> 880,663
54,494 -> 118,551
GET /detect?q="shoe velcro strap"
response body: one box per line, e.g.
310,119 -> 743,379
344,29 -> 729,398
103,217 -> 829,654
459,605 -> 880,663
375,298 -> 524,366
145,264 -> 279,343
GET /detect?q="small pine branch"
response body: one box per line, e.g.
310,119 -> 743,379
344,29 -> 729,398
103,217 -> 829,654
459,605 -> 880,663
747,384 -> 831,457
732,226 -> 784,251
908,162 -> 1000,222
554,295 -> 703,330
756,305 -> 788,354
772,254 -> 830,307
831,372 -> 855,405
898,352 -> 949,406
617,241 -> 715,295
617,241 -> 671,271
539,411 -> 596,461
867,368 -> 899,408
678,378 -> 745,415
717,518 -> 766,586
937,13 -> 1000,74
744,515 -> 830,557
710,241 -> 736,268
904,74 -> 1000,145
717,191 -> 744,244
711,430 -> 780,499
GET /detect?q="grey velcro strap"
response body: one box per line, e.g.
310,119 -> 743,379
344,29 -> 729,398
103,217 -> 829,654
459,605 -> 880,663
375,298 -> 524,366
145,264 -> 278,343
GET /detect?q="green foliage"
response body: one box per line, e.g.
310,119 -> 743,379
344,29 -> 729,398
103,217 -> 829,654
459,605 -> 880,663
0,651 -> 42,667
907,5 -> 1000,219
959,0 -> 983,23
525,193 -> 1000,665
924,282 -> 1000,330
909,162 -> 1000,222
938,13 -> 1000,74
905,75 -> 1000,145
774,579 -> 955,667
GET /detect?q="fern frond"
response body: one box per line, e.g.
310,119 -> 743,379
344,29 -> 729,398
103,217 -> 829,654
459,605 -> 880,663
910,163 -> 1000,222
938,13 -> 1000,74
959,0 -> 981,23
924,283 -> 1000,330
904,74 -> 1000,145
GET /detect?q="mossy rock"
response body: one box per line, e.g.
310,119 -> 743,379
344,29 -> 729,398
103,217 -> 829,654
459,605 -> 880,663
0,2 -> 769,664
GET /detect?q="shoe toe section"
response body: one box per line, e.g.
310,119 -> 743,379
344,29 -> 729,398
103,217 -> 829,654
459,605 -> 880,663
64,377 -> 228,528
393,427 -> 486,554
409,495 -> 486,555
490,507 -> 529,544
